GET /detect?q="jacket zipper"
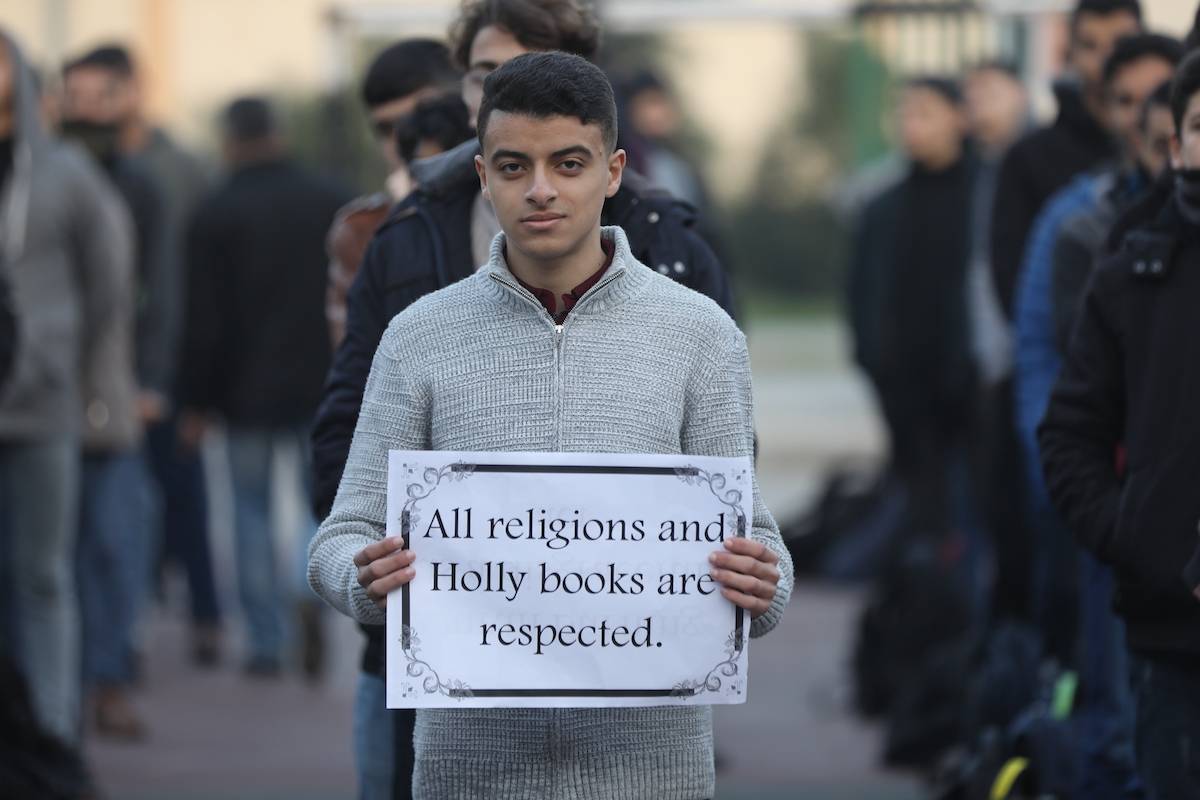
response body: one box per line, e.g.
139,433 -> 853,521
490,269 -> 624,449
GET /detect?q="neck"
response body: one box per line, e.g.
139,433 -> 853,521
916,147 -> 962,173
1082,88 -> 1107,130
506,227 -> 606,297
119,118 -> 151,154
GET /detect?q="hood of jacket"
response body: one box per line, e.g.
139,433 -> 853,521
0,30 -> 47,266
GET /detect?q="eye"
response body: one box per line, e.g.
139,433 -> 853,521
499,162 -> 524,175
559,159 -> 584,172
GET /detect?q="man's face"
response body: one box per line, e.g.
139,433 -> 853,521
463,25 -> 531,126
964,68 -> 1026,151
1106,56 -> 1175,157
1136,103 -> 1174,177
629,87 -> 680,142
1068,11 -> 1141,96
369,86 -> 441,170
897,86 -> 965,168
474,111 -> 624,267
62,65 -> 135,125
1170,93 -> 1200,170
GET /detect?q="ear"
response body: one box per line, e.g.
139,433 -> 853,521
1170,132 -> 1184,171
474,153 -> 490,201
605,148 -> 626,199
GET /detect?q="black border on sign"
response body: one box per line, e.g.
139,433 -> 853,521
399,462 -> 746,699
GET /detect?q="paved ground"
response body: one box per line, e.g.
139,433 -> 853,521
87,317 -> 926,800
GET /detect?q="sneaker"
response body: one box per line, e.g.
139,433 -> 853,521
297,601 -> 326,683
93,686 -> 147,741
191,623 -> 223,668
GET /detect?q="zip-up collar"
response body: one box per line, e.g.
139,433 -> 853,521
483,226 -> 650,323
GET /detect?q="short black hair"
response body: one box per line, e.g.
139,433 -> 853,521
477,51 -> 617,151
1170,50 -> 1200,131
905,75 -> 964,107
361,39 -> 459,109
1102,33 -> 1183,87
395,93 -> 473,162
222,96 -> 276,143
449,0 -> 600,70
63,43 -> 134,79
1070,0 -> 1142,35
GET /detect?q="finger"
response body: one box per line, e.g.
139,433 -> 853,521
709,551 -> 780,582
353,536 -> 405,567
366,567 -> 415,603
710,567 -> 763,596
723,536 -> 778,564
720,586 -> 772,618
356,549 -> 416,587
711,568 -> 777,599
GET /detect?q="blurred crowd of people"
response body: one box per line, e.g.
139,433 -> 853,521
845,0 -> 1200,796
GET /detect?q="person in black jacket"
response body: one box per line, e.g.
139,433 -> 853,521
309,2 -> 733,798
848,77 -> 977,549
1038,51 -> 1200,799
180,98 -> 350,679
0,269 -> 13,389
990,0 -> 1141,319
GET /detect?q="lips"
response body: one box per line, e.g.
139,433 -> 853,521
520,213 -> 566,231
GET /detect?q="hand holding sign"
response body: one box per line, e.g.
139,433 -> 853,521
709,537 -> 781,619
355,536 -> 416,607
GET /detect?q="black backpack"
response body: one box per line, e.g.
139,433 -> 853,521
852,543 -> 975,719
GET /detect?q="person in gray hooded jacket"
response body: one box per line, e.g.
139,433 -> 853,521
0,29 -> 134,744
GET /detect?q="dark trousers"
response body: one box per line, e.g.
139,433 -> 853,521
146,417 -> 220,624
1130,653 -> 1200,799
977,378 -> 1034,625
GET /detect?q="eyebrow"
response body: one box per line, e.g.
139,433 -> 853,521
489,145 -> 595,165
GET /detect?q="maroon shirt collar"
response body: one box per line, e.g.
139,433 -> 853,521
513,236 -> 616,324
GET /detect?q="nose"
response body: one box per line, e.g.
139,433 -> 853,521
526,165 -> 557,207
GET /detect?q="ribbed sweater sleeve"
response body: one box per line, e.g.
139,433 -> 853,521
307,322 -> 430,624
681,327 -> 793,638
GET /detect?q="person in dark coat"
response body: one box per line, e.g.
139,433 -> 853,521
989,0 -> 1141,318
180,98 -> 350,678
848,77 -> 977,545
309,3 -> 734,798
0,269 -> 13,389
1038,51 -> 1200,799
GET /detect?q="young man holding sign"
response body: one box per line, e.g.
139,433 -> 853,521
308,52 -> 792,799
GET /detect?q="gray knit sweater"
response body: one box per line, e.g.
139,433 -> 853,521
309,226 -> 793,800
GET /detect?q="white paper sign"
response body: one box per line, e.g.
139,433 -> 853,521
385,450 -> 754,709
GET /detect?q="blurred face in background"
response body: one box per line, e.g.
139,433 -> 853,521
1171,92 -> 1200,170
1136,102 -> 1174,177
1106,57 -> 1175,158
463,25 -> 531,126
62,64 -> 135,126
628,87 -> 681,142
964,67 -> 1027,154
898,85 -> 967,170
369,86 -> 441,171
1068,10 -> 1141,100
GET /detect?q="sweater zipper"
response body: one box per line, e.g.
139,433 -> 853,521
490,269 -> 624,449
